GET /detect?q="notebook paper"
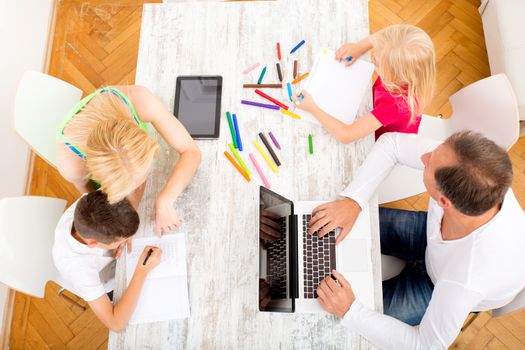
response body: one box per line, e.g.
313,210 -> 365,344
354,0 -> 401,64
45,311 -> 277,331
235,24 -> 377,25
126,233 -> 190,324
293,49 -> 374,125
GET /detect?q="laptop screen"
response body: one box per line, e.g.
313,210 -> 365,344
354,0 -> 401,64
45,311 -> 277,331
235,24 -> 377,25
259,187 -> 296,312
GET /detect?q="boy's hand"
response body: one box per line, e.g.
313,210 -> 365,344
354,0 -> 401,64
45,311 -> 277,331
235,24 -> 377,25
135,246 -> 162,275
293,91 -> 318,114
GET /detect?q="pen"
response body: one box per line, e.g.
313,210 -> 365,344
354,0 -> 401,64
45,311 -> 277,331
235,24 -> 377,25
143,248 -> 153,265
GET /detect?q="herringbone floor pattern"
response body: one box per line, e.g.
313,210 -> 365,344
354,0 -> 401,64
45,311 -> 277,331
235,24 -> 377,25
8,0 -> 525,349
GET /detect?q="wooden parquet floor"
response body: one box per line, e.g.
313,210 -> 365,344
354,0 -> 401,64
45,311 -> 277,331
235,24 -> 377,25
8,0 -> 525,349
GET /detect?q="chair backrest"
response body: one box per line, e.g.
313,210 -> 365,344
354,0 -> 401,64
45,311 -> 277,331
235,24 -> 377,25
13,71 -> 82,167
493,287 -> 525,318
420,74 -> 519,150
0,196 -> 67,297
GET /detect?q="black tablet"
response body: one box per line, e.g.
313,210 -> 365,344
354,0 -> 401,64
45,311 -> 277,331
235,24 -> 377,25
174,76 -> 222,139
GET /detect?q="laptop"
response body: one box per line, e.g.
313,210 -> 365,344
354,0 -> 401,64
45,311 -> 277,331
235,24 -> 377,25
258,187 -> 374,313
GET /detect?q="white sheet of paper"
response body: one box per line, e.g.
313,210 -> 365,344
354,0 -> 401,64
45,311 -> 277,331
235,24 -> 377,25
126,233 -> 190,324
293,49 -> 375,125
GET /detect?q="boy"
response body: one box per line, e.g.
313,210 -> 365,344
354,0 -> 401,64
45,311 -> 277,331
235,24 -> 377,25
53,190 -> 161,332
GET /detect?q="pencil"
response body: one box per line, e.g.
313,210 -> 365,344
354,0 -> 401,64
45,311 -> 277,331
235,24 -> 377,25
253,140 -> 278,173
249,153 -> 270,189
259,132 -> 281,166
292,72 -> 309,85
257,66 -> 267,84
276,62 -> 283,82
224,151 -> 250,182
281,108 -> 301,120
228,143 -> 251,176
243,84 -> 282,88
293,60 -> 298,79
254,89 -> 289,110
226,112 -> 238,149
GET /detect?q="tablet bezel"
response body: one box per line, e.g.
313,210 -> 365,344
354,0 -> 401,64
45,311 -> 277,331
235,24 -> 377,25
174,75 -> 222,139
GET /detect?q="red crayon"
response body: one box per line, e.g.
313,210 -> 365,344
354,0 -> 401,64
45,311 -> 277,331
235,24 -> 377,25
277,42 -> 282,61
254,89 -> 289,110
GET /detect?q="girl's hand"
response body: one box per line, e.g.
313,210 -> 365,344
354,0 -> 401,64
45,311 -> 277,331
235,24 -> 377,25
335,40 -> 370,66
293,91 -> 318,115
155,195 -> 181,236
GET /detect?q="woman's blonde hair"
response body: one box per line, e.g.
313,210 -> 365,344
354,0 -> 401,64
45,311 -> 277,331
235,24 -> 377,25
370,24 -> 436,123
66,90 -> 159,203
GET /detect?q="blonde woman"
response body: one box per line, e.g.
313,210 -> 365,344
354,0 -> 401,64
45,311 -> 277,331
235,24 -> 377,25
56,85 -> 201,235
294,24 -> 435,144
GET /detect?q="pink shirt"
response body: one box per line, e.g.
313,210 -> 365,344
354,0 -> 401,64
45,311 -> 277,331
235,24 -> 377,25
371,76 -> 421,139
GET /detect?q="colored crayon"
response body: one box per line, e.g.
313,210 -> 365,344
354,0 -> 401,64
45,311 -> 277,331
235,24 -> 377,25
281,108 -> 301,120
269,131 -> 281,150
232,113 -> 243,151
292,72 -> 309,85
249,153 -> 270,189
254,89 -> 289,110
241,100 -> 280,110
228,143 -> 250,176
243,84 -> 282,88
276,42 -> 281,61
287,83 -> 293,102
224,151 -> 250,182
243,62 -> 260,74
308,134 -> 313,155
226,112 -> 238,149
257,66 -> 267,84
254,140 -> 278,173
290,39 -> 305,54
276,63 -> 283,82
293,60 -> 298,78
259,132 -> 281,166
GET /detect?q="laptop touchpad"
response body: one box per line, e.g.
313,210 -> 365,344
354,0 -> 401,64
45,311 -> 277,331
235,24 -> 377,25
340,239 -> 368,272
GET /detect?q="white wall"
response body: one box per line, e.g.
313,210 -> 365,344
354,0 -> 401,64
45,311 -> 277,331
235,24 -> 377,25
0,0 -> 55,335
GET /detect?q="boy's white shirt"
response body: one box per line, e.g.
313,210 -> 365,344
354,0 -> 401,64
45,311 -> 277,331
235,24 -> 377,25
339,133 -> 525,349
52,196 -> 115,302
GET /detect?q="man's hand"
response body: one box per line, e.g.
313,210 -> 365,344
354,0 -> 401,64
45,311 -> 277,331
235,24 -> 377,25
317,270 -> 356,318
259,279 -> 271,310
309,198 -> 361,244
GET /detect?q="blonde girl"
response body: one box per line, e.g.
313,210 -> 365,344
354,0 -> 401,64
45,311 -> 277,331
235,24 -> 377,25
56,86 -> 201,235
295,24 -> 435,143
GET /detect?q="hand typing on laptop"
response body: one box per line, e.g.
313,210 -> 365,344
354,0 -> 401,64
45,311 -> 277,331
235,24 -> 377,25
309,198 -> 362,244
316,270 -> 356,318
259,209 -> 281,249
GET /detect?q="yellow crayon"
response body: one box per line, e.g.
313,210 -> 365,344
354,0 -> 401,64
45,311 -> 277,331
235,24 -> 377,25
281,108 -> 301,120
253,140 -> 278,174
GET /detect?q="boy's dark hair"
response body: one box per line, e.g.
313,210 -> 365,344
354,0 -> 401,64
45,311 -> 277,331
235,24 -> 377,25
74,191 -> 139,244
435,131 -> 513,216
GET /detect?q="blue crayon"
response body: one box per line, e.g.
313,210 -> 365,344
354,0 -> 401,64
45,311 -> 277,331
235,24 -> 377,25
290,39 -> 306,54
287,83 -> 293,102
233,113 -> 243,151
345,56 -> 353,62
297,94 -> 304,103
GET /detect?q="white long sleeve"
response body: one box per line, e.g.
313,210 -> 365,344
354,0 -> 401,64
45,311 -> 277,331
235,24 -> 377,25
339,132 -> 439,209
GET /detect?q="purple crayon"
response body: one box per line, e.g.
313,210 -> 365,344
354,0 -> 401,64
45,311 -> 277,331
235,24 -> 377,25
241,100 -> 280,110
268,131 -> 281,150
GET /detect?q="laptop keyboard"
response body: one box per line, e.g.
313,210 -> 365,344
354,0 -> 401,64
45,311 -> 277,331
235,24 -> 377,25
266,217 -> 287,299
302,214 -> 336,299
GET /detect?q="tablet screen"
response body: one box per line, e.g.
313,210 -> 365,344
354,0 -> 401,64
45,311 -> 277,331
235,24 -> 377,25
174,76 -> 222,138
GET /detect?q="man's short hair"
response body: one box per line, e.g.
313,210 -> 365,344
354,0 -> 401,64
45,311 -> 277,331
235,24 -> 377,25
74,191 -> 139,243
436,131 -> 513,216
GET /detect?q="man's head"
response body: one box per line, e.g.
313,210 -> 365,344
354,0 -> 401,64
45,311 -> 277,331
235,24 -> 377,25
421,131 -> 513,216
73,191 -> 139,249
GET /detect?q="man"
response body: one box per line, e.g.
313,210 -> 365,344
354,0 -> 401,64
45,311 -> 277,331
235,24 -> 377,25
309,131 -> 525,348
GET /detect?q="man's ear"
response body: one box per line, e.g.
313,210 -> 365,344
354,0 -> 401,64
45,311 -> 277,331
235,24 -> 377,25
84,238 -> 99,248
437,193 -> 453,209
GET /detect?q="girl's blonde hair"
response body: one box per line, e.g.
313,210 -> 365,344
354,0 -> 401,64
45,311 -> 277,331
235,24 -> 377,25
370,24 -> 436,123
66,90 -> 159,204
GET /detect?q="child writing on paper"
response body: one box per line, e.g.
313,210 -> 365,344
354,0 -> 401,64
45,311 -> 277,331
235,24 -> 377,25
294,24 -> 435,143
53,191 -> 162,332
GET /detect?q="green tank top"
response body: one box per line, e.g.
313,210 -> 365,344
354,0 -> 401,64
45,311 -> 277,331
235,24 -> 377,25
56,87 -> 148,160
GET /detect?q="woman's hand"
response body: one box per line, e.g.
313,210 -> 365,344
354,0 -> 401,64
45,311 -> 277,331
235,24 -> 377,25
155,195 -> 181,236
293,90 -> 318,115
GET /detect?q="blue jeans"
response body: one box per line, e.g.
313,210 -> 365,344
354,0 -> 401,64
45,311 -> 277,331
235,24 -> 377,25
380,207 -> 434,326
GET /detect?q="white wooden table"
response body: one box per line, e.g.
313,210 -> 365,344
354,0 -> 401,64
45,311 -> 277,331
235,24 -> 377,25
109,1 -> 382,348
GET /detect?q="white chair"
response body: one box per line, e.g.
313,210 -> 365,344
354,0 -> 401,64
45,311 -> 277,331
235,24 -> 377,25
0,196 -> 84,308
378,74 -> 520,204
13,71 -> 82,167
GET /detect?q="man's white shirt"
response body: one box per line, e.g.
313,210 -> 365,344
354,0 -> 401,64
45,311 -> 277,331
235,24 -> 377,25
339,133 -> 525,349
